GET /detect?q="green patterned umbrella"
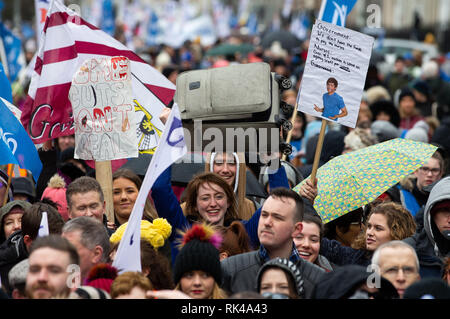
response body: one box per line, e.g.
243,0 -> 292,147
293,138 -> 437,224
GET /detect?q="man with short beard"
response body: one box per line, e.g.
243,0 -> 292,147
25,235 -> 79,299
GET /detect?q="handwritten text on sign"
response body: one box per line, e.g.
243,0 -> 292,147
69,57 -> 138,160
297,20 -> 374,128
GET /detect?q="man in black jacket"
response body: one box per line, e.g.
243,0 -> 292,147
221,188 -> 325,298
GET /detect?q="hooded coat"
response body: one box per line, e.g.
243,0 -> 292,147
404,176 -> 450,278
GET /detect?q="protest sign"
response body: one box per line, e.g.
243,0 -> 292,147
69,56 -> 138,161
297,20 -> 374,129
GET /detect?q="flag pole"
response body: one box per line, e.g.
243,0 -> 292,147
95,160 -> 114,223
3,164 -> 14,205
310,119 -> 327,183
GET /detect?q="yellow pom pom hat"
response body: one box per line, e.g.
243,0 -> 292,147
110,218 -> 172,250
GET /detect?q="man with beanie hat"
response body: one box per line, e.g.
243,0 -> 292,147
173,223 -> 226,299
404,176 -> 450,279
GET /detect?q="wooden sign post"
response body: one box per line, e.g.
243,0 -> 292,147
95,160 -> 114,223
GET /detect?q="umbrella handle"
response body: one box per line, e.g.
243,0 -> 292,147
310,119 -> 327,182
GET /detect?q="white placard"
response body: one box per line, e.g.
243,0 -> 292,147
297,20 -> 374,128
69,56 -> 138,161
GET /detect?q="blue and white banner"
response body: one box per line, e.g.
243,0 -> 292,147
0,98 -> 42,182
112,103 -> 187,273
318,0 -> 358,26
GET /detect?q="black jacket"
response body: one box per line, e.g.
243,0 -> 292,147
220,250 -> 326,299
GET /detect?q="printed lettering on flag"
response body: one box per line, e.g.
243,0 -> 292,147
21,0 -> 175,150
318,0 -> 358,27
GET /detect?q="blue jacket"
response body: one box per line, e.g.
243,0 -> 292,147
151,165 -> 290,264
320,237 -> 371,267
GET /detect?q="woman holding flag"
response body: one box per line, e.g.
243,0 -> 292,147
150,108 -> 291,263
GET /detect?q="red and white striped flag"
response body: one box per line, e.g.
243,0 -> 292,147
21,0 -> 175,150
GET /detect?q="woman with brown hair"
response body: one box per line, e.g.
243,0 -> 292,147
204,152 -> 256,220
172,223 -> 227,299
182,172 -> 240,226
112,168 -> 158,228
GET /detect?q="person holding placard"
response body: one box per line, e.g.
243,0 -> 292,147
313,77 -> 348,121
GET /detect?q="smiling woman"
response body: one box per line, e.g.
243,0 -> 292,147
173,223 -> 227,299
112,168 -> 158,227
319,201 -> 417,267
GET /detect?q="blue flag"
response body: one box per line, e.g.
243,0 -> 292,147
0,62 -> 12,102
0,98 -> 42,182
0,22 -> 23,82
318,0 -> 357,26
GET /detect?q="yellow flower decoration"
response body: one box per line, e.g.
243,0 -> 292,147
110,218 -> 172,250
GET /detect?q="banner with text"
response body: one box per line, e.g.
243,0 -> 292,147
69,56 -> 138,161
297,20 -> 374,128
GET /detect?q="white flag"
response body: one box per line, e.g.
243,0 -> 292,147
112,103 -> 187,273
38,212 -> 49,237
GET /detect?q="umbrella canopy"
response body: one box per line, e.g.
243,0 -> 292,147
293,138 -> 438,224
260,30 -> 302,52
205,43 -> 255,57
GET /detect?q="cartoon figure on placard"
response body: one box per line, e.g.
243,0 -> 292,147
313,77 -> 348,121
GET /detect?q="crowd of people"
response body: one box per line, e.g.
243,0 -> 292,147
1,7 -> 450,301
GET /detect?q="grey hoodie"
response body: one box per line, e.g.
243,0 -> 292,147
404,176 -> 450,278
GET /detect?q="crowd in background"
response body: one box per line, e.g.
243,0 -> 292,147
0,2 -> 450,301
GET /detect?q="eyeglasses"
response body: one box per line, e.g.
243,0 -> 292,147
419,167 -> 441,175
